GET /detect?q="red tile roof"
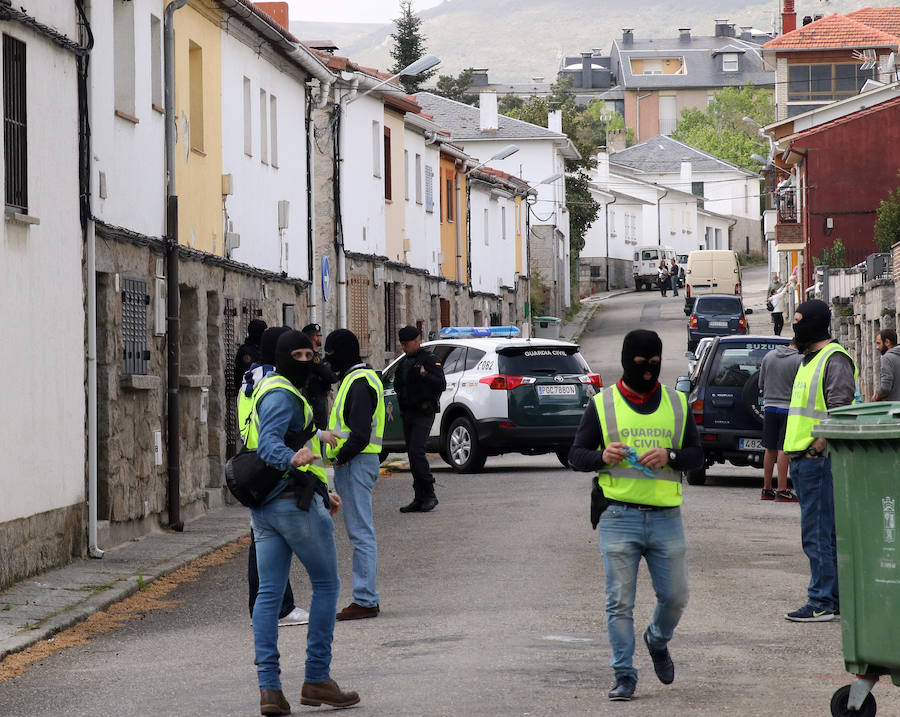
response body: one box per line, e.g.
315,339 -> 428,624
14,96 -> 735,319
846,7 -> 900,40
763,11 -> 900,49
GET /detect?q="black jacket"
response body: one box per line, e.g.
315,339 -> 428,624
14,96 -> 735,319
394,348 -> 446,415
304,357 -> 337,430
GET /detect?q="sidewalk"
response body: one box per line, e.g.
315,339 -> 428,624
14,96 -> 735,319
0,504 -> 250,661
559,287 -> 633,343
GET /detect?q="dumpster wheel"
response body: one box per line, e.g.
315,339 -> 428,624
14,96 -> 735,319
831,684 -> 876,717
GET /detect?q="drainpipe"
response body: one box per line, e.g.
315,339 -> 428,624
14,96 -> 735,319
655,185 -> 669,246
164,0 -> 187,531
604,194 -> 617,291
306,87 -> 316,323
78,0 -> 102,558
457,167 -> 465,284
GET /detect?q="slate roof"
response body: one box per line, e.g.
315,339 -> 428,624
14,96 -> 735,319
608,135 -> 756,176
610,35 -> 774,90
763,12 -> 900,49
414,92 -> 569,141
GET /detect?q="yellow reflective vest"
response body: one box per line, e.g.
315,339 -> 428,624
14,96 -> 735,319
246,374 -> 328,487
326,367 -> 385,461
594,384 -> 687,507
783,342 -> 857,454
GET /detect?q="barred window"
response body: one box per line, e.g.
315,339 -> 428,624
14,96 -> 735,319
3,34 -> 27,212
122,278 -> 150,375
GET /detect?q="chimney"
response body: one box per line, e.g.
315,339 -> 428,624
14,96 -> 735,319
622,28 -> 634,46
548,109 -> 562,134
597,152 -> 610,184
740,26 -> 752,41
470,68 -> 489,87
581,52 -> 593,89
480,91 -> 498,131
714,19 -> 730,37
255,2 -> 290,31
607,128 -> 627,153
782,0 -> 796,35
680,159 -> 692,188
679,28 -> 691,43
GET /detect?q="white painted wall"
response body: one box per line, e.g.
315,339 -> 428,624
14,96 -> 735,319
468,180 -> 518,293
222,31 -> 308,278
339,92 -> 386,256
90,0 -> 166,237
0,12 -> 85,522
402,126 -> 442,275
698,212 -> 734,251
583,190 -> 647,261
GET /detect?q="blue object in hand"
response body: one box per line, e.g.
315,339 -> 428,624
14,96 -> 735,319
624,446 -> 657,478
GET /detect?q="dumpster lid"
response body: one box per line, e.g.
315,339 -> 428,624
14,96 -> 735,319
532,316 -> 560,323
811,401 -> 900,440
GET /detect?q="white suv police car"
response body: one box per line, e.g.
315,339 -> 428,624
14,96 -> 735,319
379,327 -> 602,472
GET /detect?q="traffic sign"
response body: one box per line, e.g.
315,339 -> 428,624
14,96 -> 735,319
321,256 -> 331,302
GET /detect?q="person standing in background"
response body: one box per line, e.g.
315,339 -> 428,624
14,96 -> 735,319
872,329 -> 900,402
235,319 -> 267,388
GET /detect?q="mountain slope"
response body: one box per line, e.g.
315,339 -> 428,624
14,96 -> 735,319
290,0 -> 898,83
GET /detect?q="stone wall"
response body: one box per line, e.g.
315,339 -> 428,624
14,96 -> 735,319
831,278 -> 898,399
0,505 -> 83,590
730,216 -> 765,256
94,228 -> 310,547
576,257 -> 633,296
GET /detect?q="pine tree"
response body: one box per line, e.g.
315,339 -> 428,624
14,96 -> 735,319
389,1 -> 436,94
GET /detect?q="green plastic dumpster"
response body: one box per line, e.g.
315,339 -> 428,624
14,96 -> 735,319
533,316 -> 560,340
812,402 -> 900,717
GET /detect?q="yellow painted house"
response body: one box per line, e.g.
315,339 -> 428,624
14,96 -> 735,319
172,0 -> 222,254
438,151 -> 467,283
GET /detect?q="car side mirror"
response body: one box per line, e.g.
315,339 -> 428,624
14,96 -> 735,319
745,307 -> 753,315
675,376 -> 692,393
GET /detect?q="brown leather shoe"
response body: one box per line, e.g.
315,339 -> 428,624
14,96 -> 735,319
260,688 -> 291,715
336,602 -> 379,621
300,679 -> 360,708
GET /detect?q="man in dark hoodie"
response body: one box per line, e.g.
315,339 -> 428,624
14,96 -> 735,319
758,342 -> 802,501
235,319 -> 267,388
239,325 -> 309,629
783,300 -> 857,623
301,323 -> 338,430
569,330 -> 702,702
323,329 -> 385,621
872,329 -> 900,402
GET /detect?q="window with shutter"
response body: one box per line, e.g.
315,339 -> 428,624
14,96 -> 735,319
122,278 -> 149,375
424,165 -> 434,213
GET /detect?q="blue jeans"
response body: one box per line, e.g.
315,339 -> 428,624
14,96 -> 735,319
333,453 -> 380,607
597,504 -> 689,681
672,277 -> 679,296
250,493 -> 340,688
790,456 -> 838,610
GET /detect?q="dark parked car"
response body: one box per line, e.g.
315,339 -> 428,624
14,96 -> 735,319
676,335 -> 790,485
686,293 -> 751,353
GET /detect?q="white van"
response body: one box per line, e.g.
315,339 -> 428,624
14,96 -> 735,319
633,245 -> 676,291
683,249 -> 742,313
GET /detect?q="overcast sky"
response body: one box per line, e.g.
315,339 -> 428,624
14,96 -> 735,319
285,0 -> 443,24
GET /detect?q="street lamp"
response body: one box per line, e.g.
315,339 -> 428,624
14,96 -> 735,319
467,144 -> 520,174
347,54 -> 441,103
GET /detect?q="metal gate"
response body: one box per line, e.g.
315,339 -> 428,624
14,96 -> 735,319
223,298 -> 238,457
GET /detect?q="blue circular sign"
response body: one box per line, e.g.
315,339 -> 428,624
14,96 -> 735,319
321,256 -> 331,302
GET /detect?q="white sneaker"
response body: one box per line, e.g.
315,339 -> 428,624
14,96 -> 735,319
278,607 -> 310,627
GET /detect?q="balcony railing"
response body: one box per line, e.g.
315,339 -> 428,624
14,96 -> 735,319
777,188 -> 798,223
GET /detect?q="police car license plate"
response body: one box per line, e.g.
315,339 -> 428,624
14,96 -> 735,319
538,385 -> 577,396
709,321 -> 728,328
739,438 -> 763,450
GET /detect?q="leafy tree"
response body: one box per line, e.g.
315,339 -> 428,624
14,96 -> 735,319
874,171 -> 900,253
819,238 -> 849,267
432,69 -> 477,104
388,1 -> 436,94
498,94 -> 524,114
671,85 -> 774,170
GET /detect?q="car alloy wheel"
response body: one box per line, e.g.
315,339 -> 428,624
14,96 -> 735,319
444,416 -> 486,473
450,424 -> 471,466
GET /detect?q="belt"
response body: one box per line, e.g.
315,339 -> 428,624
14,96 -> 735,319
278,490 -> 297,500
606,498 -> 674,511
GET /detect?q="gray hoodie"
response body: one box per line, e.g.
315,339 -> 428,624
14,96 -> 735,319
758,345 -> 802,409
880,345 -> 900,401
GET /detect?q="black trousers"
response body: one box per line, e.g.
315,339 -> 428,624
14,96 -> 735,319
402,411 -> 437,498
248,528 -> 295,619
772,312 -> 784,336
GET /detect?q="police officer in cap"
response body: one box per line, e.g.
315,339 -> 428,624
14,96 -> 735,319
569,329 -> 702,701
394,325 -> 446,513
301,323 -> 337,430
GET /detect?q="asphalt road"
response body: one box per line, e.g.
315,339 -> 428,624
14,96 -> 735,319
2,264 -> 898,716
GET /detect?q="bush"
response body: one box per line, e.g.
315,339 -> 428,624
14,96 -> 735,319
874,172 -> 900,253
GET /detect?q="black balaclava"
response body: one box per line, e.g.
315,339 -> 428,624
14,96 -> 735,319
260,326 -> 291,366
275,330 -> 314,390
323,329 -> 362,375
621,329 -> 663,394
247,319 -> 267,345
792,299 -> 831,354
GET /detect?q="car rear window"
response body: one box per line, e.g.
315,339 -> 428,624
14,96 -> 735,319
709,342 -> 782,387
498,347 -> 588,376
641,250 -> 659,261
695,297 -> 742,314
